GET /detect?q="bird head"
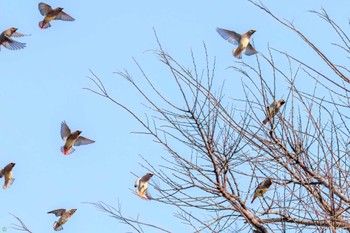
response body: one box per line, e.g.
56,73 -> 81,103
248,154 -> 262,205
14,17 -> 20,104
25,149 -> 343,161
58,7 -> 64,12
76,130 -> 82,135
10,162 -> 16,167
147,173 -> 154,177
11,27 -> 18,33
248,30 -> 256,35
279,100 -> 286,105
68,209 -> 77,215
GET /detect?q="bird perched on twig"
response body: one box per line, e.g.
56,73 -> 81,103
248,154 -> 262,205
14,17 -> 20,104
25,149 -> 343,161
262,100 -> 286,125
0,27 -> 28,51
0,162 -> 16,189
60,121 -> 95,155
216,27 -> 257,59
251,178 -> 273,203
47,208 -> 76,231
38,2 -> 75,29
134,173 -> 153,200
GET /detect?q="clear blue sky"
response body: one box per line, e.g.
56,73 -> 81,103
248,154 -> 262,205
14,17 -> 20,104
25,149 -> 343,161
0,0 -> 348,232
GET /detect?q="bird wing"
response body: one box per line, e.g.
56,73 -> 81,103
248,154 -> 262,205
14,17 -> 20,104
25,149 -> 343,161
12,32 -> 30,37
48,209 -> 66,217
134,178 -> 140,188
38,2 -> 53,16
74,136 -> 95,146
2,37 -> 26,50
60,121 -> 71,141
244,43 -> 258,56
216,28 -> 240,45
144,189 -> 152,200
56,11 -> 75,21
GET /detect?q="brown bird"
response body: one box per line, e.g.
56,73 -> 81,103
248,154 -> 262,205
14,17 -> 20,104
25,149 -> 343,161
60,121 -> 95,155
0,162 -> 15,189
38,2 -> 75,29
216,28 -> 257,58
134,173 -> 153,200
251,178 -> 273,203
0,27 -> 27,51
48,208 -> 77,231
262,100 -> 286,125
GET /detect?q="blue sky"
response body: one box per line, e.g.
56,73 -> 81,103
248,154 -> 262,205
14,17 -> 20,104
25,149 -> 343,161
0,0 -> 348,232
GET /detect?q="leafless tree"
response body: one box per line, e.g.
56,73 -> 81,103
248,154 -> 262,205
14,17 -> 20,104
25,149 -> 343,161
10,214 -> 32,233
86,1 -> 350,232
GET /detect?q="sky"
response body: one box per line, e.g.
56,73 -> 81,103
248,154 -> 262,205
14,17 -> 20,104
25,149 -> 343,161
0,0 -> 349,232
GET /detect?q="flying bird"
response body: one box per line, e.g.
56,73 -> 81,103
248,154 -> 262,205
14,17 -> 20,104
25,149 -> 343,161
216,27 -> 257,59
251,178 -> 273,203
0,27 -> 27,51
134,173 -> 153,200
47,208 -> 77,231
60,121 -> 95,155
262,100 -> 286,125
0,162 -> 15,189
38,2 -> 75,29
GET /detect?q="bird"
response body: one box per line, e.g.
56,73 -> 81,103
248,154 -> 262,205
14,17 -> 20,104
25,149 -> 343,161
0,27 -> 27,51
0,162 -> 16,189
134,173 -> 153,200
47,208 -> 77,231
262,100 -> 286,125
251,178 -> 273,203
60,121 -> 95,155
216,27 -> 257,59
38,2 -> 75,29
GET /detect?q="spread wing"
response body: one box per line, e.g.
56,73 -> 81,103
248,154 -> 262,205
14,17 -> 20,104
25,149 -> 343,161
61,121 -> 71,141
48,209 -> 66,217
1,37 -> 26,50
134,178 -> 140,188
74,136 -> 95,146
12,32 -> 30,37
216,27 -> 240,45
38,2 -> 52,16
56,11 -> 75,21
244,43 -> 258,56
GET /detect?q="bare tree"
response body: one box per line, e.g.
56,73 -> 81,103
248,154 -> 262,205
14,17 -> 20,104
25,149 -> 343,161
10,214 -> 32,233
86,1 -> 350,232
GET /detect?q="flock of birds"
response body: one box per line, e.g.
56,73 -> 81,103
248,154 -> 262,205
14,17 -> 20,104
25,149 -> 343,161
0,2 -> 286,231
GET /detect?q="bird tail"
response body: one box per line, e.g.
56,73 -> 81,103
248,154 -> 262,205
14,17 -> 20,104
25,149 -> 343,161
251,196 -> 256,204
53,221 -> 63,231
262,118 -> 268,125
39,21 -> 50,29
233,47 -> 243,59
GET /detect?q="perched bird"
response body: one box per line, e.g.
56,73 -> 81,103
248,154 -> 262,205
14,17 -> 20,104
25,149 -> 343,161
216,27 -> 257,59
134,173 -> 153,200
47,208 -> 77,231
60,121 -> 95,155
0,27 -> 27,51
251,178 -> 273,203
38,2 -> 75,29
262,100 -> 286,125
0,162 -> 15,189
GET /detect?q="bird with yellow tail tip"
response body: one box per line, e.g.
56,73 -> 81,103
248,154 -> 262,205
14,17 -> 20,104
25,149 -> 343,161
38,2 -> 75,29
0,27 -> 28,51
216,27 -> 257,59
134,173 -> 153,200
262,100 -> 286,125
0,162 -> 15,189
60,121 -> 95,155
47,208 -> 77,231
251,178 -> 273,203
